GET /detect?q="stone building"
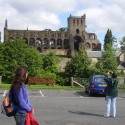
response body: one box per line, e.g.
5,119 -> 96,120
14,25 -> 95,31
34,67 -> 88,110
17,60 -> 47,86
4,14 -> 101,55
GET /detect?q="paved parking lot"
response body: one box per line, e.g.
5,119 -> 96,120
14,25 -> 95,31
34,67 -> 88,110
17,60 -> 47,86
0,89 -> 125,125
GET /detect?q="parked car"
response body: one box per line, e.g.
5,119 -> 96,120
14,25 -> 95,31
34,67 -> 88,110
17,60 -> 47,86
85,75 -> 107,96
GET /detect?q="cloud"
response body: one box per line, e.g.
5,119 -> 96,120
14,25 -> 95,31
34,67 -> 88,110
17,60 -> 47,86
5,0 -> 77,13
75,1 -> 125,42
0,0 -> 125,44
0,0 -> 77,30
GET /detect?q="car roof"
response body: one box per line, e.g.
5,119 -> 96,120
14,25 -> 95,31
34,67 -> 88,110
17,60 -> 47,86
93,75 -> 106,77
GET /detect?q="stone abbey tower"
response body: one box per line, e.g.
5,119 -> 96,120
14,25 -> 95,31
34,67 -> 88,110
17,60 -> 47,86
4,14 -> 101,55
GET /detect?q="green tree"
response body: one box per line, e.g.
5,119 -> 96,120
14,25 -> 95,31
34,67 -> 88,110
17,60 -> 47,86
65,49 -> 91,78
25,48 -> 43,77
0,39 -> 42,82
104,29 -> 115,50
96,44 -> 118,73
42,52 -> 59,73
58,27 -> 67,31
0,42 -> 5,77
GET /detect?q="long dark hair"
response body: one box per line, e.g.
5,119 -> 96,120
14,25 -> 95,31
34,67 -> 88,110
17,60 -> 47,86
10,66 -> 28,93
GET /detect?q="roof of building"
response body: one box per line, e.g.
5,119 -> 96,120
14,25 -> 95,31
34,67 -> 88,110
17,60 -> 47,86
87,51 -> 123,58
116,51 -> 123,56
87,51 -> 102,58
118,61 -> 125,70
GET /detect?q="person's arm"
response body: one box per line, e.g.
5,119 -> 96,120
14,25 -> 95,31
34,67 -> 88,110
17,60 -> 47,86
112,78 -> 118,88
16,87 -> 32,112
104,77 -> 110,83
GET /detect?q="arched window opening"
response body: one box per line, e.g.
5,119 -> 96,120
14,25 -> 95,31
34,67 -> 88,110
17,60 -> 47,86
43,38 -> 49,46
29,38 -> 35,46
85,43 -> 91,50
36,38 -> 42,46
23,37 -> 28,44
57,39 -> 62,49
64,39 -> 69,49
50,38 -> 56,49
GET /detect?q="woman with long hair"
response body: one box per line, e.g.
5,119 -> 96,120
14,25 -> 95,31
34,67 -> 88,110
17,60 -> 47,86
10,66 -> 32,125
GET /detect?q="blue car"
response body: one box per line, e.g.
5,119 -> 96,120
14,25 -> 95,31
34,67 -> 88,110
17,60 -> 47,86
85,75 -> 107,96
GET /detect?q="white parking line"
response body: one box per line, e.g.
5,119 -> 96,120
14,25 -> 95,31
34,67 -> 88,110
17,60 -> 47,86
3,90 -> 7,96
73,91 -> 83,98
117,97 -> 125,100
39,90 -> 44,97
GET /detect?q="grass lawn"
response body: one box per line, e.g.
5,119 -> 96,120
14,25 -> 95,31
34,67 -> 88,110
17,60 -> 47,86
0,83 -> 84,90
0,83 -> 125,93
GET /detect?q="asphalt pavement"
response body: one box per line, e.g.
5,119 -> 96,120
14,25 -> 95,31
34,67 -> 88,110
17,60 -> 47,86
0,89 -> 125,125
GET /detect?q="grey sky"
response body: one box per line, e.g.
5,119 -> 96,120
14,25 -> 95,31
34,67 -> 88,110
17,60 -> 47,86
0,0 -> 125,45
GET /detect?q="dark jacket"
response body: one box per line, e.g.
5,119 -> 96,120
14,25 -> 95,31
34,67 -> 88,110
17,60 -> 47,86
104,77 -> 118,97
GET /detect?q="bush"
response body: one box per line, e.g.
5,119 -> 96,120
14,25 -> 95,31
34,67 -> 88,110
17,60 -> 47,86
56,72 -> 70,86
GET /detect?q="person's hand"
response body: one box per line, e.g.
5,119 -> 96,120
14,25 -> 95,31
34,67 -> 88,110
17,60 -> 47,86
31,108 -> 34,114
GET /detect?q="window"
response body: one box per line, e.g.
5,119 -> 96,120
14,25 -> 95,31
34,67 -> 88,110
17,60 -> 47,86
94,77 -> 105,82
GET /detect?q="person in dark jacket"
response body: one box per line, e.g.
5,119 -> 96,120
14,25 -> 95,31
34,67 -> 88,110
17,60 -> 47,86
104,71 -> 118,118
10,66 -> 33,125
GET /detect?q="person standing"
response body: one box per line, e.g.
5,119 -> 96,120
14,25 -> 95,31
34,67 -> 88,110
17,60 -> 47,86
104,72 -> 118,118
9,66 -> 33,125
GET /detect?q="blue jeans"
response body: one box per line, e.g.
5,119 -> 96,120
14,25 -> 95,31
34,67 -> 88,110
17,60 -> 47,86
105,96 -> 117,117
14,112 -> 26,125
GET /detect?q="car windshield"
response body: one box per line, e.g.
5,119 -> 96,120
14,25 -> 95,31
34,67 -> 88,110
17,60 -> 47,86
94,77 -> 105,82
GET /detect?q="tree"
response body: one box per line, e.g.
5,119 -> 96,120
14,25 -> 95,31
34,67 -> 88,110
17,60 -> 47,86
96,44 -> 118,73
24,48 -> 43,77
58,27 -> 67,31
104,29 -> 116,50
65,49 -> 91,78
0,39 -> 42,82
43,29 -> 52,31
42,52 -> 59,73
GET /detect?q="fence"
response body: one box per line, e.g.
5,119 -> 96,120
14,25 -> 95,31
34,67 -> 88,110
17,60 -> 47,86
71,77 -> 88,88
28,77 -> 55,86
71,77 -> 125,88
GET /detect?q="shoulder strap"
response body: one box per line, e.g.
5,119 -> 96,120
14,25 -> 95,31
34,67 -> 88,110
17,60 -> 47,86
9,88 -> 18,106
